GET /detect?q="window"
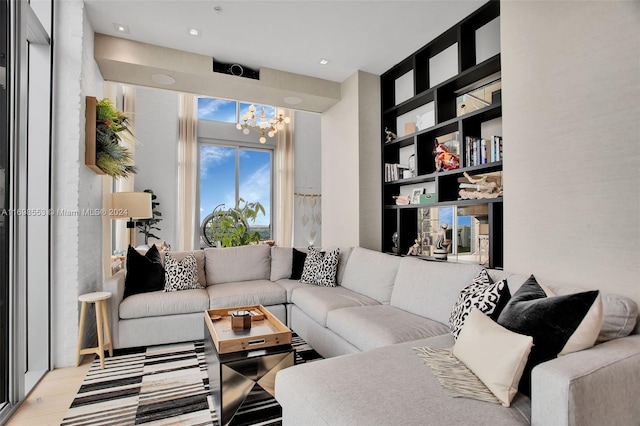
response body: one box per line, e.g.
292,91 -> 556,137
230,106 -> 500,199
197,97 -> 277,124
197,97 -> 236,123
197,96 -> 277,248
199,144 -> 272,246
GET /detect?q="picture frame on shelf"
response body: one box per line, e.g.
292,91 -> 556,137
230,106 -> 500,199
411,188 -> 424,204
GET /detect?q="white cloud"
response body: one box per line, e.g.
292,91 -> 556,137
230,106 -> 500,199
200,146 -> 234,179
198,98 -> 237,123
198,98 -> 228,117
240,163 -> 271,226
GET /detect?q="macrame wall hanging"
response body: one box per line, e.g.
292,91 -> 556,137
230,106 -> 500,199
294,193 -> 321,245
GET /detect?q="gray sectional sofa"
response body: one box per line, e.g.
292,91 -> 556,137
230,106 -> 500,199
103,245 -> 640,425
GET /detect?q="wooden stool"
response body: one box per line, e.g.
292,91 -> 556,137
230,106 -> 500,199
76,291 -> 113,369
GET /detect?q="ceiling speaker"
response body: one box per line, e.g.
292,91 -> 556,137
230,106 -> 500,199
212,60 -> 259,80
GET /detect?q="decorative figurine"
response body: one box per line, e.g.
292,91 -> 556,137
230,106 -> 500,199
385,127 -> 397,144
458,171 -> 503,199
392,232 -> 399,253
407,237 -> 421,256
433,139 -> 460,172
433,224 -> 451,260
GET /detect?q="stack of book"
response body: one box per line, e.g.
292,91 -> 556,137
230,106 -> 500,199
464,135 -> 503,167
384,163 -> 410,182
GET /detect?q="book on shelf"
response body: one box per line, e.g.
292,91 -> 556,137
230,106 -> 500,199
465,136 -> 502,167
384,163 -> 410,182
490,135 -> 503,162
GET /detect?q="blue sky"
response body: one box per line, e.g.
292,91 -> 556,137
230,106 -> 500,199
199,146 -> 271,227
439,207 -> 471,227
197,98 -> 272,228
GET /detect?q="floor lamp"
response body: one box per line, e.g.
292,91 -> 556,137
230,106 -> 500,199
111,192 -> 153,248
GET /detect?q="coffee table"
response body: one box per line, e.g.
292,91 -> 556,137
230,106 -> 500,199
204,305 -> 294,426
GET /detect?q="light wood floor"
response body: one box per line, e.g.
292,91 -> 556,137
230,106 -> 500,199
5,356 -> 93,426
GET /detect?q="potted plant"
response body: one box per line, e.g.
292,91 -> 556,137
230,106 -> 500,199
136,189 -> 162,245
94,98 -> 136,178
201,199 -> 266,247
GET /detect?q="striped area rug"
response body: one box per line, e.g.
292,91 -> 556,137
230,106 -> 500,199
61,334 -> 321,426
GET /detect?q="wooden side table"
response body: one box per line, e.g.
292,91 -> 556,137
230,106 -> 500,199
76,291 -> 113,369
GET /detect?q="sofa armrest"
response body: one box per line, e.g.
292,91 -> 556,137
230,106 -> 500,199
531,334 -> 640,426
103,269 -> 126,349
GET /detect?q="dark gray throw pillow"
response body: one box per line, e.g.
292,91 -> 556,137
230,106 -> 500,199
124,244 -> 164,298
497,275 -> 601,396
291,248 -> 307,280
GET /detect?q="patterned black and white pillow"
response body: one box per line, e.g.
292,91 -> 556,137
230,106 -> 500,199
299,246 -> 340,287
449,269 -> 511,339
163,252 -> 203,292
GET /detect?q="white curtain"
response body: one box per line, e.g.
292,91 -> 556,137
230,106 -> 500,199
274,109 -> 294,246
178,93 -> 197,250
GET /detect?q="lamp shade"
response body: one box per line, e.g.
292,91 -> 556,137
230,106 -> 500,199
110,192 -> 152,220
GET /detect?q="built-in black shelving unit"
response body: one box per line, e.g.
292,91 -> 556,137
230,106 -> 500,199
381,1 -> 503,268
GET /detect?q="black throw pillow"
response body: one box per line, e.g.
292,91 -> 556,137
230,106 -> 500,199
497,275 -> 600,396
124,244 -> 165,298
290,248 -> 307,280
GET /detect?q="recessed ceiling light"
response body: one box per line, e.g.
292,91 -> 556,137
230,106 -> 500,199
113,23 -> 130,34
319,59 -> 329,65
284,96 -> 302,105
213,5 -> 223,13
189,28 -> 200,37
151,73 -> 176,85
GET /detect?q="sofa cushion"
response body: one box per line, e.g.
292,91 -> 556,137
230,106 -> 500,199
390,257 -> 483,324
340,247 -> 401,304
275,279 -> 307,303
300,247 -> 340,287
275,334 -> 531,426
326,305 -> 449,352
124,244 -> 164,298
453,308 -> 533,407
449,269 -> 511,339
270,246 -> 293,281
497,275 -> 602,396
207,280 -> 286,308
119,288 -> 209,319
160,249 -> 206,287
291,285 -> 379,327
205,245 -> 271,285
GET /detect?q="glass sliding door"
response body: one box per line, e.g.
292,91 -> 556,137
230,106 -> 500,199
0,0 -> 51,421
0,0 -> 10,414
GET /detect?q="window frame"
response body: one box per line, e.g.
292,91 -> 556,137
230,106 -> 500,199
197,140 -> 274,248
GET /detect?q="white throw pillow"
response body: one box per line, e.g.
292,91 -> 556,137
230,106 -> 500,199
453,308 -> 533,407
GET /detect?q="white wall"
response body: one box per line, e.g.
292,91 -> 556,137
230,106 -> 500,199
294,110 -> 322,247
321,70 -> 381,249
501,1 -> 640,305
52,2 -> 105,367
132,86 -> 179,247
322,72 -> 360,247
358,72 -> 381,250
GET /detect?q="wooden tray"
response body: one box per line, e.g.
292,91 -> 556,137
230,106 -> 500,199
204,305 -> 291,354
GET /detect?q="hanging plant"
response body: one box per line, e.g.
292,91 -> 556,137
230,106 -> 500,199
85,96 -> 136,178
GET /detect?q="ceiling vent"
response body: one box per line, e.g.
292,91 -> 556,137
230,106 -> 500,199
212,60 -> 259,80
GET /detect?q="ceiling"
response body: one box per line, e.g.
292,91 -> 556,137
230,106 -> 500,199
84,0 -> 487,83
